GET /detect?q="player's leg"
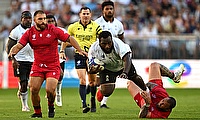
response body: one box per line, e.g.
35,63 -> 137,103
88,73 -> 97,112
55,63 -> 64,107
159,63 -> 185,83
18,62 -> 32,112
98,70 -> 117,108
148,62 -> 162,81
127,80 -> 146,107
46,77 -> 58,118
75,54 -> 90,113
76,69 -> 90,113
29,76 -> 44,118
128,64 -> 147,91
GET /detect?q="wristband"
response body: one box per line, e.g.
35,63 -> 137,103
60,50 -> 64,53
145,104 -> 150,107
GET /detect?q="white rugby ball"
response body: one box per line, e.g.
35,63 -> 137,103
89,58 -> 104,70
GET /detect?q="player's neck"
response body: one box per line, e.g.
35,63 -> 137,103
103,16 -> 114,22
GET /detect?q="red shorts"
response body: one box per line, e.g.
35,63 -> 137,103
134,93 -> 145,108
30,64 -> 61,80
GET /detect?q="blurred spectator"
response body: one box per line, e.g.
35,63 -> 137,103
194,5 -> 200,23
160,9 -> 172,33
1,10 -> 18,31
21,0 -> 43,14
67,0 -> 83,14
139,21 -> 159,59
58,3 -> 76,27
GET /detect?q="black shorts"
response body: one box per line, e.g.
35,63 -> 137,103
13,61 -> 32,82
99,63 -> 137,84
74,53 -> 88,69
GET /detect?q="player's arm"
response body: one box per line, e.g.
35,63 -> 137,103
6,37 -> 17,54
119,52 -> 132,78
8,43 -> 24,60
59,41 -> 72,60
139,105 -> 151,118
139,90 -> 151,118
67,36 -> 87,56
118,33 -> 124,42
146,82 -> 157,91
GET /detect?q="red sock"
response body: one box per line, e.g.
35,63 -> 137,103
33,106 -> 41,114
48,101 -> 54,107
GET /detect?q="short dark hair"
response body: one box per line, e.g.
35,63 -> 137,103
21,11 -> 32,19
101,1 -> 114,10
33,10 -> 45,17
168,97 -> 176,109
98,31 -> 112,40
46,14 -> 57,26
79,6 -> 91,14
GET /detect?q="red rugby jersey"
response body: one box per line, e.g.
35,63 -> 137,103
19,24 -> 70,67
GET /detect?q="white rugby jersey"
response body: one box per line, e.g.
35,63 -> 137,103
9,24 -> 34,62
88,37 -> 131,72
95,16 -> 124,38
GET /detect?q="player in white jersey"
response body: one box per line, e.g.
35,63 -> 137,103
87,31 -> 146,108
6,11 -> 33,112
95,0 -> 124,41
46,14 -> 72,107
92,0 -> 125,108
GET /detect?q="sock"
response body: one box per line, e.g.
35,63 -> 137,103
21,91 -> 28,107
56,81 -> 62,96
159,63 -> 174,79
132,75 -> 147,91
90,86 -> 97,97
101,96 -> 108,105
90,86 -> 97,108
33,105 -> 41,114
79,85 -> 87,108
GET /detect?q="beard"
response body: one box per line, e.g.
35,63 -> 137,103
105,12 -> 113,18
36,23 -> 47,30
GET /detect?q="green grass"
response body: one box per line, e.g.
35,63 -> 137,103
0,88 -> 200,120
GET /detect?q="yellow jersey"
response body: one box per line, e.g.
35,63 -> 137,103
68,20 -> 102,53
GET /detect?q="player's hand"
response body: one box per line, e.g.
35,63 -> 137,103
78,50 -> 88,57
88,65 -> 102,74
140,91 -> 151,105
119,72 -> 128,79
59,52 -> 66,60
12,58 -> 19,69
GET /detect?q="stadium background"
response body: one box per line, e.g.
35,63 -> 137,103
0,0 -> 200,88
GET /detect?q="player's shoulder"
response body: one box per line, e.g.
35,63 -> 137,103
95,16 -> 103,22
90,40 -> 99,48
68,21 -> 80,30
113,18 -> 123,24
10,24 -> 22,33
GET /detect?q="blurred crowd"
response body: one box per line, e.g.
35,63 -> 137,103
0,0 -> 200,59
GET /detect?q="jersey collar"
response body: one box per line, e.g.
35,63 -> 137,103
103,16 -> 114,22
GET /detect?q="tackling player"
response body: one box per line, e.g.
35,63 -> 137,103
6,11 -> 33,112
60,6 -> 102,113
8,10 -> 87,118
127,62 -> 184,118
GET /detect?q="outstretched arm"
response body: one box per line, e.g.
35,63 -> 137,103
68,36 -> 87,56
119,52 -> 132,78
8,43 -> 24,60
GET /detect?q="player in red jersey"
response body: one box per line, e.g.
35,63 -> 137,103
127,62 -> 185,118
8,10 -> 87,118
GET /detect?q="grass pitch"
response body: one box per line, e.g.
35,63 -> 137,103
0,88 -> 200,120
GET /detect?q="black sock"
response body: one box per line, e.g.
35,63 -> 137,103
79,85 -> 87,107
90,86 -> 97,97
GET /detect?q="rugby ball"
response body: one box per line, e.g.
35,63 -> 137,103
88,58 -> 104,70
